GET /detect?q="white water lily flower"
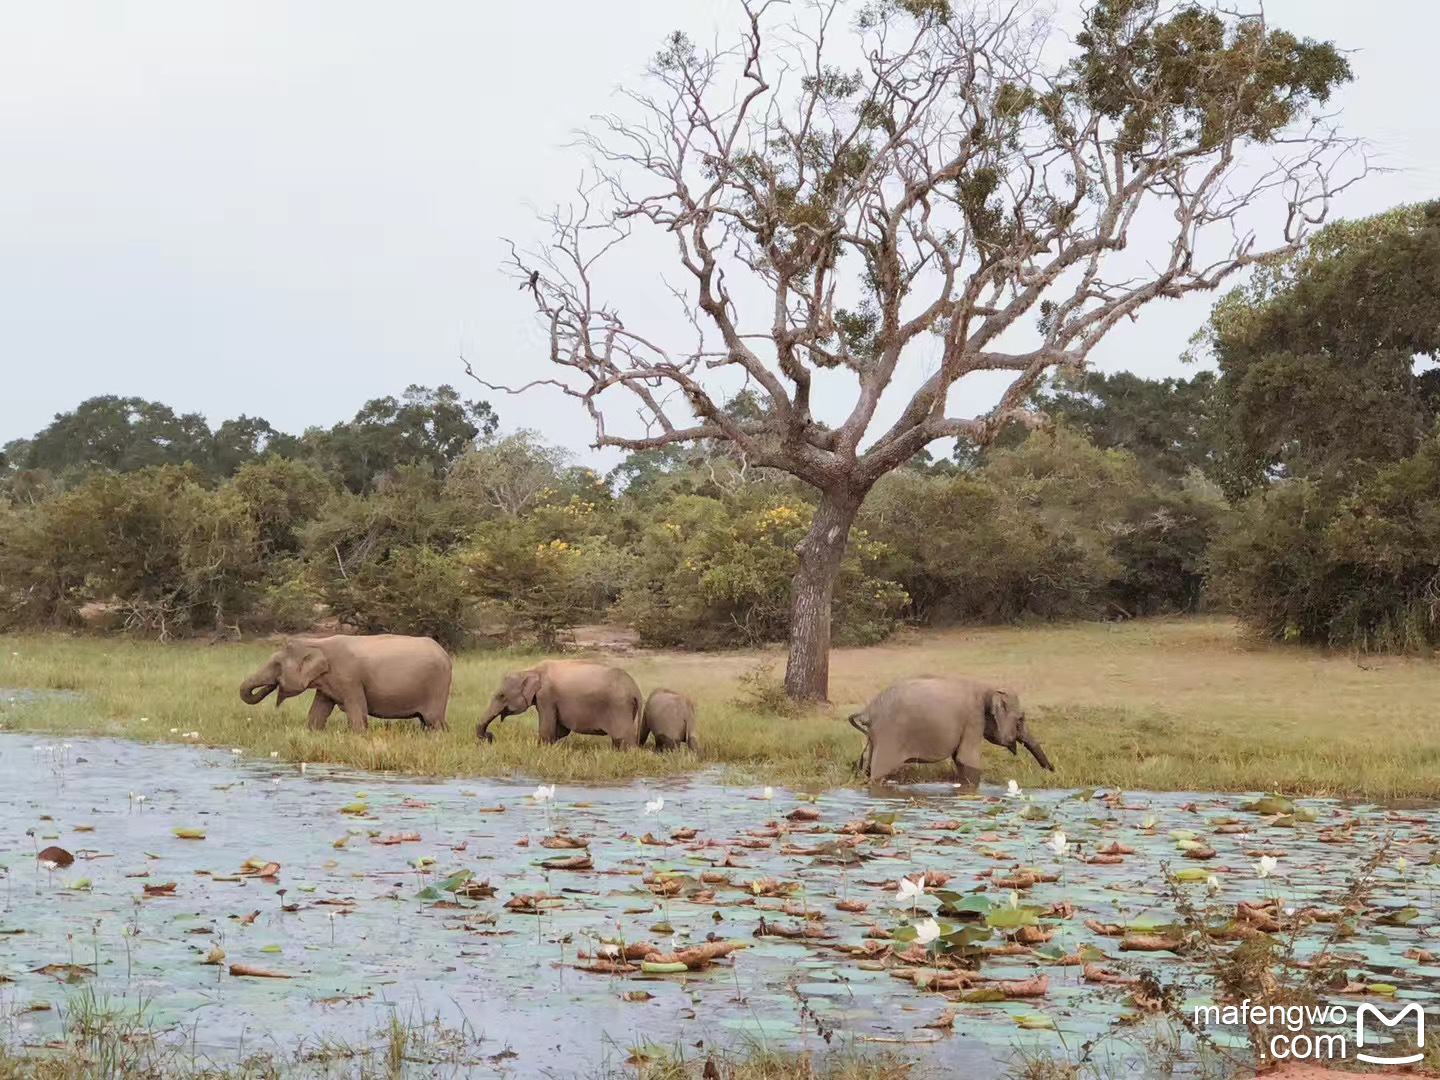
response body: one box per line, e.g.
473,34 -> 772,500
914,917 -> 941,946
762,787 -> 774,800
1006,779 -> 1021,797
533,784 -> 556,802
135,795 -> 146,804
1047,831 -> 1067,856
644,796 -> 664,816
896,876 -> 926,904
1206,874 -> 1220,895
39,859 -> 57,871
1008,890 -> 1020,910
1395,856 -> 1408,874
299,763 -> 308,774
1256,855 -> 1278,879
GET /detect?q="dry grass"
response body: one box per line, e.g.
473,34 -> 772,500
1,617 -> 1436,797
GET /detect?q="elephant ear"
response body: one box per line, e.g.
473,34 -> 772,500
297,647 -> 330,688
519,670 -> 542,705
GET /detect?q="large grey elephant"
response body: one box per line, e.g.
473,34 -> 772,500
238,635 -> 451,732
641,688 -> 698,751
476,660 -> 642,748
848,676 -> 1053,786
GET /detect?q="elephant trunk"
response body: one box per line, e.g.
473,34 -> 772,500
239,678 -> 276,706
476,703 -> 504,743
1021,733 -> 1055,772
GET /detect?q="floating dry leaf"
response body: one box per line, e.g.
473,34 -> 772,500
229,964 -> 291,979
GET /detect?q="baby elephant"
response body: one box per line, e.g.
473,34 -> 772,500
849,675 -> 1054,788
641,689 -> 698,752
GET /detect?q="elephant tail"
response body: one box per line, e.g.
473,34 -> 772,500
632,694 -> 645,746
846,712 -> 870,735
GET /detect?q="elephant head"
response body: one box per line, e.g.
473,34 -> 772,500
477,668 -> 541,742
983,688 -> 1024,750
984,689 -> 1055,772
238,640 -> 329,709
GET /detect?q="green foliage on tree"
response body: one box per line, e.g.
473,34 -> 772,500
1201,203 -> 1440,649
1199,201 -> 1440,494
2,384 -> 496,497
301,384 -> 498,494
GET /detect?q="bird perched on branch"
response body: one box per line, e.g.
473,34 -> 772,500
520,269 -> 540,297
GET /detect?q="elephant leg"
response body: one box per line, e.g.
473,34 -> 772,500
424,699 -> 449,732
951,757 -> 982,790
341,689 -> 370,733
653,733 -> 675,752
866,742 -> 906,784
954,724 -> 984,790
538,703 -> 572,743
686,735 -> 699,753
307,694 -> 336,732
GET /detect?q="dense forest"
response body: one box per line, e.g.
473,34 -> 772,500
3,205 -> 1437,652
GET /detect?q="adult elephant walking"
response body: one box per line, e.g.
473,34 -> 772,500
849,676 -> 1053,787
238,635 -> 452,732
477,660 -> 642,748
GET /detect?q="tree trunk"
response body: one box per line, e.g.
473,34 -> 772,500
783,488 -> 863,701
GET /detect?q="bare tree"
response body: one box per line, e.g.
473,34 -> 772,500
469,0 -> 1362,700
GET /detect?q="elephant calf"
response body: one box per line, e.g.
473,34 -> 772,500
641,688 -> 698,752
477,660 -> 643,748
238,634 -> 452,732
849,675 -> 1054,787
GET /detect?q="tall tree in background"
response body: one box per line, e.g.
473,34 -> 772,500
22,396 -> 215,477
476,0 -> 1359,699
6,384 -> 497,495
305,384 -> 499,494
1196,200 -> 1440,496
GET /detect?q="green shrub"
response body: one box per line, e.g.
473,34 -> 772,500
616,492 -> 907,649
1210,433 -> 1440,651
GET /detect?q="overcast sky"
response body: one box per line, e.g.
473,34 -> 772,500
2,1 -> 1437,465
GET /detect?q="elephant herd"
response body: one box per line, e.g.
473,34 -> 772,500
237,633 -> 1054,786
237,634 -> 695,751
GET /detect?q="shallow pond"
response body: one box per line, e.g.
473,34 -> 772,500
0,733 -> 1436,1078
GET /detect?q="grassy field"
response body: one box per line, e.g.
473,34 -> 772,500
0,617 -> 1436,797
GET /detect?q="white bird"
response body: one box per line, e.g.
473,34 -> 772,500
533,784 -> 556,802
644,796 -> 664,816
1006,779 -> 1022,797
